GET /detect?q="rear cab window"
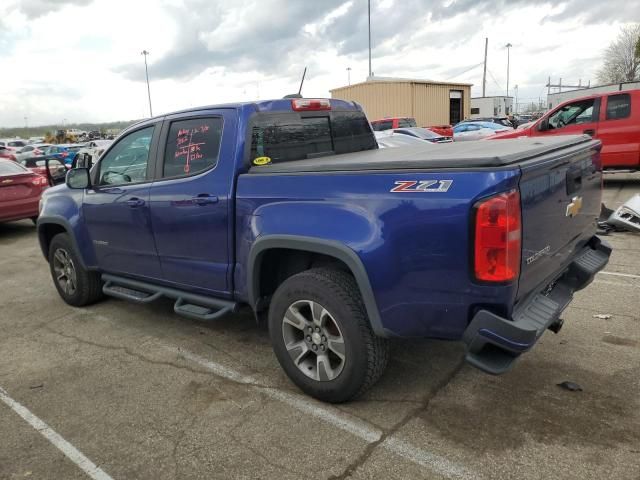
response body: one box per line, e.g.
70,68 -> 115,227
162,117 -> 223,178
371,120 -> 393,131
397,118 -> 417,128
249,110 -> 377,165
606,93 -> 631,120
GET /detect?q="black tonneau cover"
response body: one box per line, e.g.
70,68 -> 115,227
249,135 -> 596,173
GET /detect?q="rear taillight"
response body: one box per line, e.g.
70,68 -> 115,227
34,149 -> 42,155
32,176 -> 48,187
9,154 -> 16,161
60,151 -> 68,158
291,98 -> 331,111
473,189 -> 521,283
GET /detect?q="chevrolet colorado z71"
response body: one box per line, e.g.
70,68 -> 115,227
37,98 -> 610,402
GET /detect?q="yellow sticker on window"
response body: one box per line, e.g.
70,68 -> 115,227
253,156 -> 272,166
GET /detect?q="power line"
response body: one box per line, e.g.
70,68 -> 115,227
445,62 -> 484,81
487,69 -> 504,92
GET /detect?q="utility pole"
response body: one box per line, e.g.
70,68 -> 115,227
347,67 -> 352,86
367,0 -> 372,78
505,43 -> 512,97
482,37 -> 488,97
24,116 -> 28,128
514,84 -> 518,114
141,50 -> 153,117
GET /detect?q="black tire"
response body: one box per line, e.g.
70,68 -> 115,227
48,233 -> 104,307
30,217 -> 38,225
268,268 -> 389,403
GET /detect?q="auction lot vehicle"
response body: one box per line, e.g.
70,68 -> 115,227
370,116 -> 417,130
37,98 -> 610,402
453,121 -> 511,141
488,89 -> 640,170
0,159 -> 48,223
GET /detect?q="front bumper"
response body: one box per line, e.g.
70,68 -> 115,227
462,236 -> 612,375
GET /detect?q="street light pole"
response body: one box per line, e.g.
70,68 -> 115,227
368,0 -> 372,78
505,43 -> 512,98
141,50 -> 153,117
347,67 -> 352,85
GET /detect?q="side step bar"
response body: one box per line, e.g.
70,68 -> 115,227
102,274 -> 238,322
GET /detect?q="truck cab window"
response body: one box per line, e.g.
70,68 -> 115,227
548,100 -> 595,129
606,94 -> 631,120
98,126 -> 154,186
250,111 -> 376,165
163,117 -> 223,178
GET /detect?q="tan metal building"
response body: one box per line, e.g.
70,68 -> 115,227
330,77 -> 472,126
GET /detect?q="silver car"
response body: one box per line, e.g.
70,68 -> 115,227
452,121 -> 510,141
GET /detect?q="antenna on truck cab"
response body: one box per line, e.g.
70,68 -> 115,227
283,66 -> 307,99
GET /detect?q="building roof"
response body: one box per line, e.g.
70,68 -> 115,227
330,76 -> 473,92
547,80 -> 640,97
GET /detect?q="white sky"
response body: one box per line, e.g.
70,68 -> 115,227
0,0 -> 635,127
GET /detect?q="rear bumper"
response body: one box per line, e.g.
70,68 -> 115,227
0,197 -> 40,223
462,236 -> 611,375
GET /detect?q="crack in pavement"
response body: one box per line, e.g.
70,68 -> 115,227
41,327 -> 473,479
328,360 -> 468,480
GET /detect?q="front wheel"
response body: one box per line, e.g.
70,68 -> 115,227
268,268 -> 389,403
48,233 -> 104,306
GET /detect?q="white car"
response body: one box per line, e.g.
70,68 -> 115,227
0,138 -> 28,151
374,131 -> 432,149
14,143 -> 51,161
452,122 -> 511,141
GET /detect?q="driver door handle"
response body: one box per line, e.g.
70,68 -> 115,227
126,197 -> 145,207
583,129 -> 595,136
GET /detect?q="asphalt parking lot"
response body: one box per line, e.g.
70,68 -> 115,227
1,175 -> 639,480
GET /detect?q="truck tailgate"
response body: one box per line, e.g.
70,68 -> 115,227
517,137 -> 602,300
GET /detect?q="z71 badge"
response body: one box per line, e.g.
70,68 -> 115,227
390,180 -> 453,193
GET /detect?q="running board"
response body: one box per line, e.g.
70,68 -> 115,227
102,274 -> 238,322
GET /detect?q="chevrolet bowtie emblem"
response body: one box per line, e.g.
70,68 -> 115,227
566,196 -> 583,217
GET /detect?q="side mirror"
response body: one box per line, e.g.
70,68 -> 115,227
75,152 -> 93,169
537,118 -> 549,132
66,168 -> 91,189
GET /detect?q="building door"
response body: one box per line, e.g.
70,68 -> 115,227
449,90 -> 463,124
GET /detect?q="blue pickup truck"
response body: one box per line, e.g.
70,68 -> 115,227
37,98 -> 611,402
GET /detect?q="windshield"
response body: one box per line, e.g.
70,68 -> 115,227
397,128 -> 439,139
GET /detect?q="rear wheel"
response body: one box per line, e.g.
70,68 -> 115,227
268,268 -> 389,403
48,233 -> 103,306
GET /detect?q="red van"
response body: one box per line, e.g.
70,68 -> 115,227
488,89 -> 640,170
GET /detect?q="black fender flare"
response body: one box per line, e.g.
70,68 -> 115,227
36,216 -> 88,269
248,235 -> 389,337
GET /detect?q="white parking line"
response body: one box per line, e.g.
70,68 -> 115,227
594,279 -> 640,288
599,271 -> 640,279
165,346 -> 473,480
0,387 -> 113,480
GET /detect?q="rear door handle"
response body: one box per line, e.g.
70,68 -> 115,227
583,129 -> 595,136
126,197 -> 145,207
193,194 -> 219,205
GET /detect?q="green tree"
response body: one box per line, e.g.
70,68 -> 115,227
597,24 -> 640,84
